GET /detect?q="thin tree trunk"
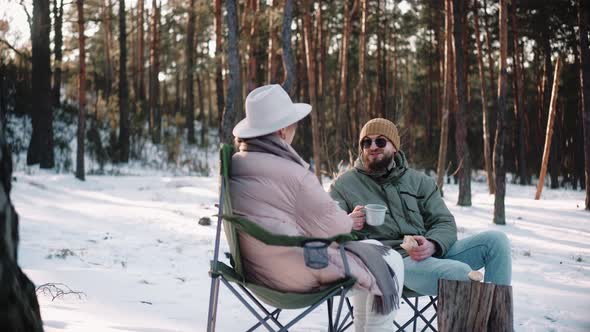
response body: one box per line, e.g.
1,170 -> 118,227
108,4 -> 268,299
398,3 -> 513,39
27,0 -> 54,168
197,74 -> 207,147
453,0 -> 471,206
214,0 -> 225,132
174,66 -> 181,116
579,0 -> 590,210
535,56 -> 562,200
103,0 -> 114,101
76,0 -> 86,180
52,0 -> 63,108
437,0 -> 453,193
221,0 -> 243,144
267,0 -> 278,84
206,72 -> 215,128
149,0 -> 161,143
303,0 -> 321,181
473,0 -> 494,194
336,0 -> 358,160
483,0 -> 495,117
246,0 -> 259,93
186,0 -> 196,144
355,0 -> 367,145
137,0 -> 145,104
510,1 -> 526,185
493,0 -> 508,224
539,7 -> 558,189
281,0 -> 296,97
118,0 -> 129,162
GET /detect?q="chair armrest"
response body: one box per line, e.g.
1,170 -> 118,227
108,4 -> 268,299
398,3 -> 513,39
221,214 -> 357,247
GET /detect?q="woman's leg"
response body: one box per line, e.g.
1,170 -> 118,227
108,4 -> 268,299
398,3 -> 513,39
353,239 -> 404,332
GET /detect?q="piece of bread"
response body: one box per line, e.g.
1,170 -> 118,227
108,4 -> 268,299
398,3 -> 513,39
468,271 -> 484,282
400,235 -> 418,251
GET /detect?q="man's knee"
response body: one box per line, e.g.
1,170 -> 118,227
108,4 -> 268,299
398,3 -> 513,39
482,230 -> 511,252
433,260 -> 472,281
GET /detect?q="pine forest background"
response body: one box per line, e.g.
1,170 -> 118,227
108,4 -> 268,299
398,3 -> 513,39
1,0 -> 589,219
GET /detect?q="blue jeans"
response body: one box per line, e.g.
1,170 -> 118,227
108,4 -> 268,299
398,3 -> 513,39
403,230 -> 512,296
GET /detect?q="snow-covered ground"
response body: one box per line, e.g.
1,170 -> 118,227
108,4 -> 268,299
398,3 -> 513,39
13,170 -> 590,332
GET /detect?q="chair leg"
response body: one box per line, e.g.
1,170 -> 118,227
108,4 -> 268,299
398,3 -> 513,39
220,278 -> 277,332
413,297 -> 418,332
394,296 -> 438,332
336,294 -> 354,332
206,277 -> 221,332
238,284 -> 285,330
327,298 -> 334,332
246,309 -> 282,332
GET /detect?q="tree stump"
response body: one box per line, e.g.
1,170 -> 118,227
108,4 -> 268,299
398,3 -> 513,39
437,279 -> 513,332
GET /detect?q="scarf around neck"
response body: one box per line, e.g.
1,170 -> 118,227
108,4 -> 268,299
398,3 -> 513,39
238,134 -> 309,169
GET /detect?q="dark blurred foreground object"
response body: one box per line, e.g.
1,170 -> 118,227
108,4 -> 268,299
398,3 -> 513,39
0,124 -> 44,331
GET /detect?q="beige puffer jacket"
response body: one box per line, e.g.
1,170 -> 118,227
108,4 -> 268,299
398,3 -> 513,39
230,149 -> 380,294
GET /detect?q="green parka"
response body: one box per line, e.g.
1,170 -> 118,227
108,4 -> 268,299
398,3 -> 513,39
329,151 -> 457,258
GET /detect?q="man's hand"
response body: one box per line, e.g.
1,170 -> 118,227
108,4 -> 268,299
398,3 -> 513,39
407,236 -> 436,261
349,205 -> 366,230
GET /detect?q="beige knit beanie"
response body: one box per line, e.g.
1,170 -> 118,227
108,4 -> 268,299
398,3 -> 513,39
359,118 -> 400,149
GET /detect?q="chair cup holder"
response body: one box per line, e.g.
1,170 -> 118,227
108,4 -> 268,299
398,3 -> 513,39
303,239 -> 330,269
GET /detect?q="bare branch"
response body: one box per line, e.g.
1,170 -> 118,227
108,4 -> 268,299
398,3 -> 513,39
19,0 -> 32,33
0,38 -> 31,61
36,283 -> 86,301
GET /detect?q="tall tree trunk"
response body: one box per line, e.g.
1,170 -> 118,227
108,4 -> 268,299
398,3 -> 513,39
149,0 -> 161,143
376,0 -> 387,119
27,0 -> 54,168
221,0 -> 243,144
0,125 -> 44,332
197,74 -> 208,147
437,0 -> 453,193
493,0 -> 508,225
336,0 -> 358,160
303,0 -> 322,182
118,0 -> 129,162
281,0 -> 296,97
483,0 -> 495,120
103,0 -> 114,101
539,7 -> 559,189
355,0 -> 367,145
453,0 -> 471,206
186,0 -> 196,144
76,0 -> 86,180
246,0 -> 259,93
535,57 -> 562,200
206,71 -> 215,127
578,0 -> 590,210
214,0 -> 225,132
137,0 -> 145,105
510,1 -> 526,185
267,0 -> 278,84
52,0 -> 63,108
473,0 -> 494,194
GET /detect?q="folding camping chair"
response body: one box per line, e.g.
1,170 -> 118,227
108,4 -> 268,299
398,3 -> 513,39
206,144 -> 357,332
394,288 -> 438,332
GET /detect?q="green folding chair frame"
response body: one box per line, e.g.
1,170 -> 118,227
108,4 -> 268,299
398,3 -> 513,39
206,144 -> 357,332
395,289 -> 438,332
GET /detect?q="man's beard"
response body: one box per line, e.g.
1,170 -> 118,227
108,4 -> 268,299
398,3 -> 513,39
363,151 -> 394,173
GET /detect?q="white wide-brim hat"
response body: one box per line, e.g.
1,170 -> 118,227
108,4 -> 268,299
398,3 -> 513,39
233,84 -> 312,138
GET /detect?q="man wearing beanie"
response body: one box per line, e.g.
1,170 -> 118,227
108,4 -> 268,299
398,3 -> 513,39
329,118 -> 512,296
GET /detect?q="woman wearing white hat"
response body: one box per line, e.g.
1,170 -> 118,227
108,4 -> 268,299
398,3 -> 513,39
230,84 -> 404,332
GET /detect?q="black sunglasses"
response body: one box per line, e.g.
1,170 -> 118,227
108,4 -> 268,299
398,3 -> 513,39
361,137 -> 388,149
